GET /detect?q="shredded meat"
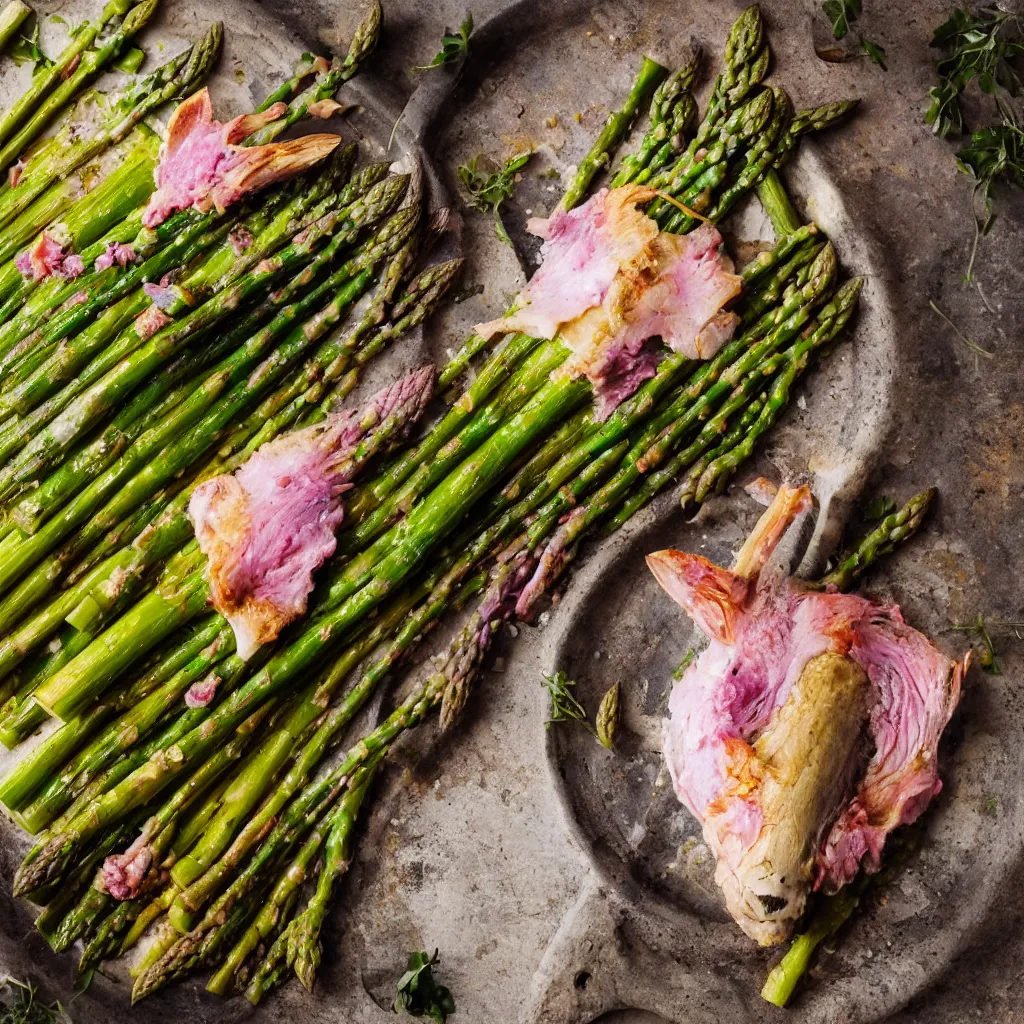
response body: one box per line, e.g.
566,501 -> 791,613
188,367 -> 435,660
15,229 -> 78,281
473,186 -> 741,419
142,88 -> 341,228
134,305 -> 172,340
58,253 -> 84,278
100,833 -> 154,901
184,673 -> 219,708
94,241 -> 137,272
649,484 -> 967,945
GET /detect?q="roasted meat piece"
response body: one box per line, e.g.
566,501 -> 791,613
474,185 -> 741,419
647,485 -> 967,945
14,226 -> 83,281
143,88 -> 340,228
188,367 -> 434,660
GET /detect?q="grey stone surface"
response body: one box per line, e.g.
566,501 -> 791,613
0,1 -> 1022,1023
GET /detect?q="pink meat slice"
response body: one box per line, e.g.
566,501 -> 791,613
142,88 -> 341,228
817,610 -> 966,889
473,187 -> 741,420
15,230 -> 71,281
188,367 -> 434,660
94,241 -> 137,271
648,485 -> 967,944
614,226 -> 742,360
475,184 -> 660,341
585,340 -> 664,421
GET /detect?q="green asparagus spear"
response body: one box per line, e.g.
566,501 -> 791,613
0,1 -> 30,52
559,56 -> 668,211
0,0 -> 159,175
611,51 -> 701,186
246,0 -> 382,146
0,0 -> 134,151
207,754 -> 382,995
0,22 -> 223,233
818,489 -> 937,592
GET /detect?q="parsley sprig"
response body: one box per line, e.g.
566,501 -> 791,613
413,14 -> 473,72
393,950 -> 455,1023
926,7 -> 1024,137
821,0 -> 886,69
0,978 -> 70,1024
926,6 -> 1024,279
458,151 -> 533,246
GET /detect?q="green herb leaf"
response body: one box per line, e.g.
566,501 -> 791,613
413,13 -> 473,72
541,670 -> 592,730
925,6 -> 1024,283
0,978 -> 70,1024
822,0 -> 862,40
956,118 -> 1024,214
864,495 -> 897,521
10,21 -> 52,71
861,38 -> 887,69
458,150 -> 533,246
925,7 -> 1024,138
393,950 -> 456,1023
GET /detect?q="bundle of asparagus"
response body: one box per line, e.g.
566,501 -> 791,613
0,1 -> 875,1010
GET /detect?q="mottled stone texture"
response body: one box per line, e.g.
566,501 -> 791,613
0,2 -> 1020,1023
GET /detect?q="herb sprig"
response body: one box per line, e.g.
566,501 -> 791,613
10,20 -> 51,71
926,7 -> 1024,137
393,950 -> 456,1023
0,978 -> 70,1024
458,151 -> 532,246
956,116 -> 1024,245
952,613 -> 1024,674
542,671 -> 621,749
413,14 -> 473,72
821,0 -> 886,69
542,670 -> 592,731
927,6 -> 1024,279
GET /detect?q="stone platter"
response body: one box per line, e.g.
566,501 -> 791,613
0,1 -> 1022,1023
